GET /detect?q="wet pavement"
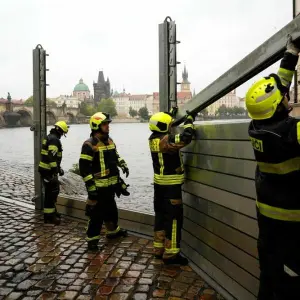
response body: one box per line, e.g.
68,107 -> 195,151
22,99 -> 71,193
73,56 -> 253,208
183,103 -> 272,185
0,199 -> 224,300
0,159 -> 153,214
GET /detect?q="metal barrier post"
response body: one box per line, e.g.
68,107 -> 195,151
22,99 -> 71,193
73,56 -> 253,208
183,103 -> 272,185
31,45 -> 48,210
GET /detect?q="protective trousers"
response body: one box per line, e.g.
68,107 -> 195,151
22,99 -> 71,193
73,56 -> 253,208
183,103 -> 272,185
153,184 -> 183,259
257,211 -> 300,300
42,176 -> 60,214
86,186 -> 120,242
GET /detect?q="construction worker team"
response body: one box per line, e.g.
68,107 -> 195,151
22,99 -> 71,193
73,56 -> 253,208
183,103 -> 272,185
37,109 -> 194,265
37,38 -> 300,278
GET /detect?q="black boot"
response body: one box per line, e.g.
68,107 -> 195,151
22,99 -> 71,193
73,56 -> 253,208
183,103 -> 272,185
163,253 -> 188,266
87,239 -> 99,251
106,228 -> 128,239
44,213 -> 61,225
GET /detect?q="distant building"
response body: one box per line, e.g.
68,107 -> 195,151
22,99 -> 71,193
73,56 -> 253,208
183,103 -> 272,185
151,65 -> 193,113
113,90 -> 131,117
73,78 -> 90,101
207,89 -> 240,116
93,71 -> 111,104
53,95 -> 80,108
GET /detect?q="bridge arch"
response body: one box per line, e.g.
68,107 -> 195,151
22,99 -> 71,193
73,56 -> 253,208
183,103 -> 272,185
16,109 -> 32,126
66,112 -> 77,124
46,111 -> 57,125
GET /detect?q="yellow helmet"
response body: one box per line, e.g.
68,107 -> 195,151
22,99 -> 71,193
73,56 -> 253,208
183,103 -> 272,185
55,121 -> 69,133
90,112 -> 112,130
149,112 -> 173,133
246,74 -> 286,120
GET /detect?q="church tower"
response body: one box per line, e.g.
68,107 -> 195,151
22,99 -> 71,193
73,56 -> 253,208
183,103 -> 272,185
181,65 -> 191,92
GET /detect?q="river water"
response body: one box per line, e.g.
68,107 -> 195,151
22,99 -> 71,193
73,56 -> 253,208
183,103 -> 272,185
0,123 -> 154,212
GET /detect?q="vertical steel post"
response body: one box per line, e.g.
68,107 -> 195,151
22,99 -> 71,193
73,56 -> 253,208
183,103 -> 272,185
159,19 -> 169,112
168,21 -> 178,111
159,17 -> 180,112
31,45 -> 48,210
294,0 -> 298,103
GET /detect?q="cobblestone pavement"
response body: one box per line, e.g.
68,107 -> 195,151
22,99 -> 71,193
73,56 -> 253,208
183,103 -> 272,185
0,159 -> 153,213
0,200 -> 224,300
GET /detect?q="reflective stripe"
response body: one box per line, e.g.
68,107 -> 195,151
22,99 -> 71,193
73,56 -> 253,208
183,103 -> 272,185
87,185 -> 96,192
153,242 -> 164,248
183,123 -> 194,129
42,139 -> 47,145
257,157 -> 300,174
44,208 -> 55,214
256,200 -> 300,221
95,176 -> 118,187
98,144 -> 115,150
106,226 -> 120,235
48,145 -> 59,152
154,173 -> 184,185
165,221 -> 180,255
175,134 -> 180,144
278,67 -> 294,87
41,149 -> 48,155
80,154 -> 93,161
83,174 -> 93,182
99,150 -> 106,177
158,153 -> 164,175
49,162 -> 57,168
86,235 -> 100,241
39,162 -> 51,170
297,122 -> 300,145
57,152 -> 62,157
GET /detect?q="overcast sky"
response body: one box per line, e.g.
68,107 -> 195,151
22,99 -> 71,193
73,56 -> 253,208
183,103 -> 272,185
0,0 -> 293,99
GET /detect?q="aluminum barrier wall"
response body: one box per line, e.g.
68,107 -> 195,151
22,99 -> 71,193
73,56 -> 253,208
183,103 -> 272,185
181,120 -> 258,300
56,119 -> 259,300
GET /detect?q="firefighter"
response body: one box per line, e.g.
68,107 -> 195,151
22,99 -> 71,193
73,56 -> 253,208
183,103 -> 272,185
246,37 -> 300,299
79,112 -> 129,251
38,121 -> 69,225
148,110 -> 195,265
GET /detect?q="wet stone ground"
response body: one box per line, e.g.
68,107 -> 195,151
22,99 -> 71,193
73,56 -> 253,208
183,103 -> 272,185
0,159 -> 153,214
0,200 -> 224,300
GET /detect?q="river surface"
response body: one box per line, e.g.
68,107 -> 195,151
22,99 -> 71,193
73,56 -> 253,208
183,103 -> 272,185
0,123 -> 154,212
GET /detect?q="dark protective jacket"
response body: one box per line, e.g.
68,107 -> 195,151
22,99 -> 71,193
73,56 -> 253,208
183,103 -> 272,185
149,119 -> 194,185
249,51 -> 300,221
79,134 -> 127,193
38,129 -> 62,177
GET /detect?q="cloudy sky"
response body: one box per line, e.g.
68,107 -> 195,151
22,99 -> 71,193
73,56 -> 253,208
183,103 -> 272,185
0,0 -> 293,100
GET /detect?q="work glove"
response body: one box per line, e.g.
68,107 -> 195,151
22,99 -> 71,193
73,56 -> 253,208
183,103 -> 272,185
59,168 -> 64,176
115,178 -> 130,198
286,35 -> 300,56
119,160 -> 129,178
169,106 -> 178,118
184,111 -> 196,124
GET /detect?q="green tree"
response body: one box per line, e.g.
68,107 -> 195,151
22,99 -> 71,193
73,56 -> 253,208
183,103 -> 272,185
129,106 -> 138,118
216,104 -> 227,116
138,106 -> 149,120
199,108 -> 208,117
97,98 -> 118,118
47,99 -> 57,107
24,96 -> 33,107
80,102 -> 97,116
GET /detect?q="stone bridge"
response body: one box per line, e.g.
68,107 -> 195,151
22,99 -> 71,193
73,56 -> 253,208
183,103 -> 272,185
0,102 -> 84,127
